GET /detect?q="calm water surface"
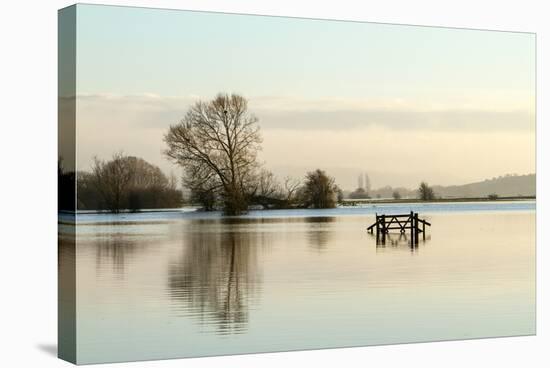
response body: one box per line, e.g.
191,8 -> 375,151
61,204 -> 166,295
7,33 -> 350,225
60,202 -> 535,364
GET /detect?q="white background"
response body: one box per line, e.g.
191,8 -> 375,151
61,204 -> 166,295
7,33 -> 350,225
0,0 -> 547,367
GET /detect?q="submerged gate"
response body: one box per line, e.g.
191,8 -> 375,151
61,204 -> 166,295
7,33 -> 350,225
367,211 -> 431,245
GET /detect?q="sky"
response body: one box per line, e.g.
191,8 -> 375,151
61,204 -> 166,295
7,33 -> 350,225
72,4 -> 536,190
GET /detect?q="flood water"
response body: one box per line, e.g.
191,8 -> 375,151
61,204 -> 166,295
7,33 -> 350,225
59,201 -> 536,364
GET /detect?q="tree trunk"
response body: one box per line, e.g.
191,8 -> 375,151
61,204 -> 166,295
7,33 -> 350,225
224,187 -> 248,215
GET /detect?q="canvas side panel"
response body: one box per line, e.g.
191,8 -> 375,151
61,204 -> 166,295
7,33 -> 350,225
58,4 -> 77,364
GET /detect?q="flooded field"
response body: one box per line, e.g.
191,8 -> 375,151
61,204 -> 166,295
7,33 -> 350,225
59,201 -> 536,364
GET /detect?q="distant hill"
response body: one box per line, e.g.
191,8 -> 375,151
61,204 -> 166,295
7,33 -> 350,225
356,174 -> 535,199
432,174 -> 535,198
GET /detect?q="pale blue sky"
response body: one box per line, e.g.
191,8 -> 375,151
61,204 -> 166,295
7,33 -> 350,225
73,4 -> 536,189
76,4 -> 535,99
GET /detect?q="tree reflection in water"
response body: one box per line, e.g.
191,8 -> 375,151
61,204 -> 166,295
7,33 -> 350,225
305,216 -> 335,251
168,222 -> 262,335
92,232 -> 145,277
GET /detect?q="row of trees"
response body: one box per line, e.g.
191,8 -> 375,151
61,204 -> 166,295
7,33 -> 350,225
73,93 -> 442,214
77,154 -> 183,212
186,167 -> 342,212
347,182 -> 435,201
72,93 -> 341,214
164,93 -> 341,215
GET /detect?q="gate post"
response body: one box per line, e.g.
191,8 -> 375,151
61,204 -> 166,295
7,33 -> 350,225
414,212 -> 419,245
410,211 -> 414,246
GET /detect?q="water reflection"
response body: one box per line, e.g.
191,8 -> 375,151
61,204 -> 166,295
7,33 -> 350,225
305,217 -> 336,251
92,233 -> 146,276
168,223 -> 263,334
370,232 -> 431,252
67,211 -> 535,363
58,233 -> 76,362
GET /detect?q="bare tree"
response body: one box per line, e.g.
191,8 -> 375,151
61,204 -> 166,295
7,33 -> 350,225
164,93 -> 262,215
189,185 -> 217,211
418,181 -> 435,201
84,153 -> 183,212
302,169 -> 339,209
282,176 -> 301,203
335,185 -> 344,203
168,171 -> 178,190
251,169 -> 281,208
92,152 -> 134,213
184,167 -> 220,211
126,157 -> 168,189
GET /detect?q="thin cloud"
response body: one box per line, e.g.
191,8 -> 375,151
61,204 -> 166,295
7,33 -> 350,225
76,93 -> 534,132
73,93 -> 535,189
